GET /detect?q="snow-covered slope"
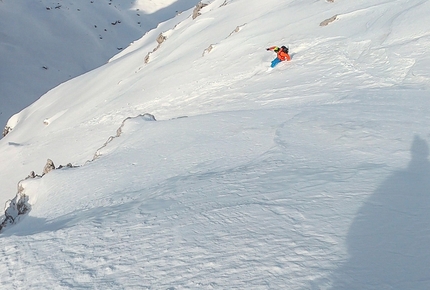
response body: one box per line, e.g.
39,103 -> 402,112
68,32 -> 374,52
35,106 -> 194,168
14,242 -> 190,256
0,0 -> 200,127
1,0 -> 430,288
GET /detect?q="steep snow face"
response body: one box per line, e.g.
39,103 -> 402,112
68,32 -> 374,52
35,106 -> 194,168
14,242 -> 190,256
0,0 -> 430,288
0,0 -> 201,128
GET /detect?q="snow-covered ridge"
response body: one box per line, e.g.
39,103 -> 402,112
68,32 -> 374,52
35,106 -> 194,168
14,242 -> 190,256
0,0 -> 429,288
0,0 -> 201,128
0,112 -> 157,232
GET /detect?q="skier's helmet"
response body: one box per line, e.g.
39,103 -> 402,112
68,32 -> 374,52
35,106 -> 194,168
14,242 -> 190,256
281,46 -> 289,53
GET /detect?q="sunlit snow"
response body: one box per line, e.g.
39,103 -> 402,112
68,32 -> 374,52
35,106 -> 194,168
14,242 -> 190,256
1,0 -> 429,289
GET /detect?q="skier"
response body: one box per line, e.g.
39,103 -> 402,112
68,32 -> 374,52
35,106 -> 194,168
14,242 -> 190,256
266,46 -> 291,68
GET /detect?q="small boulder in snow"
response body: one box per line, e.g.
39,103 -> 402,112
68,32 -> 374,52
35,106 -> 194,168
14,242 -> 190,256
43,159 -> 56,175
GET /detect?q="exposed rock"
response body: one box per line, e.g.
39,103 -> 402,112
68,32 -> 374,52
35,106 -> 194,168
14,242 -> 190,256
219,0 -> 228,7
43,159 -> 56,175
144,53 -> 150,64
2,125 -> 12,137
0,187 -> 31,232
320,14 -> 338,26
27,171 -> 37,179
93,113 -> 156,160
156,33 -> 166,44
145,33 -> 166,64
228,24 -> 245,37
57,163 -> 76,169
192,2 -> 208,19
202,44 -> 214,56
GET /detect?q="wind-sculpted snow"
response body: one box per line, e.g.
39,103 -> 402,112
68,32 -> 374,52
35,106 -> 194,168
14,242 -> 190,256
0,113 -> 157,232
0,191 -> 31,232
331,135 -> 430,289
0,0 -> 430,288
0,158 -> 77,232
92,113 -> 157,161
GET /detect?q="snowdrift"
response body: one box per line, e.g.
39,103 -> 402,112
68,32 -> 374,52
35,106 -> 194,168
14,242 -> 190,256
0,0 -> 430,288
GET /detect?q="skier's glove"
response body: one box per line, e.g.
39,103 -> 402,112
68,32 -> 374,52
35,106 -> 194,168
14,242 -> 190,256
266,48 -> 270,51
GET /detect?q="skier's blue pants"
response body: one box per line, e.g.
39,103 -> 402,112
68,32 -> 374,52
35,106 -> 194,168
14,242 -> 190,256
271,58 -> 282,68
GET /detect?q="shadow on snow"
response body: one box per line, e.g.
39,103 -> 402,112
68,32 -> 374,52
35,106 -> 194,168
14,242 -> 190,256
331,135 -> 430,289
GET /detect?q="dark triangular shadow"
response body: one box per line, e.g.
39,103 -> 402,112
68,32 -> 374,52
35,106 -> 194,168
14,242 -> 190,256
331,135 -> 430,289
129,0 -> 201,28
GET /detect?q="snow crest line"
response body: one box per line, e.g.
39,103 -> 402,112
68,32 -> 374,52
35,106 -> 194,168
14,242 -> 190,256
91,113 -> 157,162
0,113 -> 157,233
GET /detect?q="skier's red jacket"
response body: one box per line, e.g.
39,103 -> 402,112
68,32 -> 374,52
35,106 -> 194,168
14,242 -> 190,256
268,46 -> 291,61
